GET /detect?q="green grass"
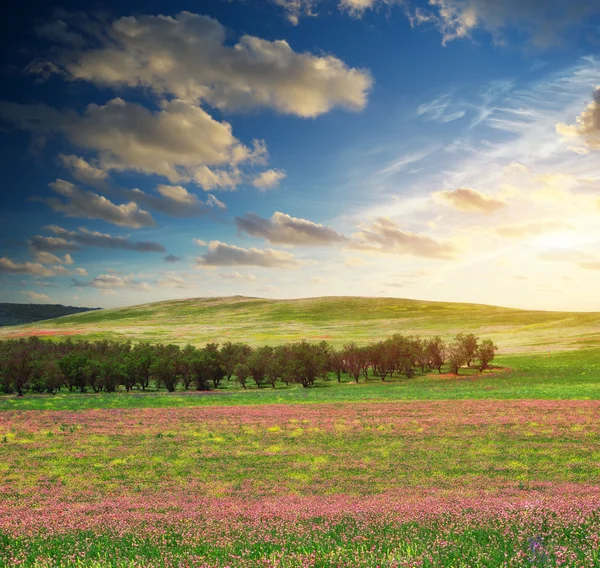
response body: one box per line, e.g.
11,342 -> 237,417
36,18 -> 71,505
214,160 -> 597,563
1,348 -> 599,411
2,514 -> 599,567
2,295 -> 600,352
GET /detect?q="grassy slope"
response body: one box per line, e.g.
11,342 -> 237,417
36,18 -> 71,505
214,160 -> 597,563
1,295 -> 600,352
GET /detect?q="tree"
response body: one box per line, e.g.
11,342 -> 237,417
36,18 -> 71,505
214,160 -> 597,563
220,342 -> 252,380
426,337 -> 446,374
390,334 -> 416,378
247,346 -> 273,388
477,339 -> 498,371
265,346 -> 287,388
447,340 -> 466,375
369,340 -> 396,381
150,344 -> 180,392
283,341 -> 328,388
3,340 -> 35,396
328,348 -> 345,382
234,363 -> 251,389
128,343 -> 154,390
188,350 -> 218,391
58,352 -> 89,393
456,333 -> 479,367
342,342 -> 365,383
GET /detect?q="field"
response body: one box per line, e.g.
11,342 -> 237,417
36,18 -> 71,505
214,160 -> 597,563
2,296 -> 600,352
1,297 -> 600,566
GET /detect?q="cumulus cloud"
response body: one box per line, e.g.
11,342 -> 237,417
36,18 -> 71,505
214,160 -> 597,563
32,11 -> 372,118
434,187 -> 505,214
164,255 -> 181,263
75,273 -> 152,291
0,99 -> 258,188
406,0 -> 600,47
350,217 -> 457,259
252,169 -> 286,190
23,291 -> 51,302
58,154 -> 108,188
0,257 -> 55,277
219,271 -> 258,281
157,274 -> 195,289
196,241 -> 299,268
43,179 -> 155,228
31,250 -> 74,265
41,226 -> 166,253
128,185 -> 227,217
579,261 -> 600,271
236,211 -> 347,246
557,88 -> 600,153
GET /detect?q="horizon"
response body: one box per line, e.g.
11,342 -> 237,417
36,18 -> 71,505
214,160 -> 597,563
8,292 -> 600,316
2,1 -> 600,311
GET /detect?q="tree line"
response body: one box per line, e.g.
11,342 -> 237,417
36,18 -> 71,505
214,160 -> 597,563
0,334 -> 497,396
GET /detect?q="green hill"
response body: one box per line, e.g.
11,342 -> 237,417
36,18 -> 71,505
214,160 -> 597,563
0,303 -> 99,327
0,295 -> 598,354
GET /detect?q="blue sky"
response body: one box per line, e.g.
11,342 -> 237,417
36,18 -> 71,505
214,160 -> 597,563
1,0 -> 600,310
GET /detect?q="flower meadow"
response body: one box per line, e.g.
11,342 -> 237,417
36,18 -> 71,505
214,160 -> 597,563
0,399 -> 599,566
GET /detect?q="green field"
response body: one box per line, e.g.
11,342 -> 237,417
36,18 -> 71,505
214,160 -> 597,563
1,296 -> 600,566
2,295 -> 600,352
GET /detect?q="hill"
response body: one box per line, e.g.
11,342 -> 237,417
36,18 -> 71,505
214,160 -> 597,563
0,303 -> 100,327
0,295 -> 598,354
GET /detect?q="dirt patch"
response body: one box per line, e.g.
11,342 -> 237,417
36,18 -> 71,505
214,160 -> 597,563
426,367 -> 510,379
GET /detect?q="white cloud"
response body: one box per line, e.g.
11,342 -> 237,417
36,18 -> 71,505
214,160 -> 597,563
219,271 -> 258,281
157,274 -> 195,289
0,98 -> 257,187
129,185 -> 227,217
434,187 -> 506,214
406,0 -> 600,47
351,217 -> 457,259
41,226 -> 166,253
32,251 -> 74,265
58,154 -> 108,188
557,87 -> 600,153
23,291 -> 51,302
34,11 -> 372,118
0,257 -> 55,277
252,169 -> 286,190
236,211 -> 347,246
79,273 -> 152,292
44,179 -> 155,228
196,241 -> 300,268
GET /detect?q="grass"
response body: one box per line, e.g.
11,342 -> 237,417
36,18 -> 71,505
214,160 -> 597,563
2,295 -> 600,352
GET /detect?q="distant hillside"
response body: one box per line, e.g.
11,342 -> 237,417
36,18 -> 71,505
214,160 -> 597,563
0,303 -> 100,327
1,295 -> 599,354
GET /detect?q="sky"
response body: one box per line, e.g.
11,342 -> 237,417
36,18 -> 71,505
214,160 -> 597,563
1,0 -> 600,311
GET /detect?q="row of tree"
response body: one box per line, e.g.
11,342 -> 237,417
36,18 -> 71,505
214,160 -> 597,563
0,334 -> 497,396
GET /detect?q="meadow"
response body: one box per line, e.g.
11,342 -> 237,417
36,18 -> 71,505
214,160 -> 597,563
1,297 -> 600,566
3,295 -> 600,352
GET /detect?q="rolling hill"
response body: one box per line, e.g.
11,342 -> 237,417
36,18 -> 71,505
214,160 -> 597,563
0,303 -> 99,327
0,296 -> 598,354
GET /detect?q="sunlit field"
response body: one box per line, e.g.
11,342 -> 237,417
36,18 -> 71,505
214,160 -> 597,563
1,340 -> 600,566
